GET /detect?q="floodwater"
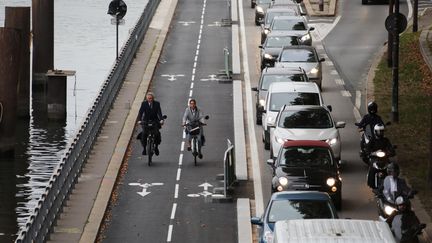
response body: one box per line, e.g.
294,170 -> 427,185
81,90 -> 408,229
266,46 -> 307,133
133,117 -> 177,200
0,0 -> 148,241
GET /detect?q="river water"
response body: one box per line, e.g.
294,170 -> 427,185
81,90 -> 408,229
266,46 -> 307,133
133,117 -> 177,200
0,0 -> 148,241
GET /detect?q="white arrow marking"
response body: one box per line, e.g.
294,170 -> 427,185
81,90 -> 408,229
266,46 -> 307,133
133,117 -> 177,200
128,182 -> 164,198
200,74 -> 218,82
187,194 -> 201,198
161,74 -> 185,81
137,189 -> 151,197
178,21 -> 196,26
199,182 -> 213,191
208,22 -> 222,27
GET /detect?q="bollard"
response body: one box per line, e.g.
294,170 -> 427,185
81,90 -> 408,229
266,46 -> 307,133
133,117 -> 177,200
5,7 -> 31,119
32,0 -> 54,89
46,70 -> 75,120
0,28 -> 21,155
319,0 -> 324,11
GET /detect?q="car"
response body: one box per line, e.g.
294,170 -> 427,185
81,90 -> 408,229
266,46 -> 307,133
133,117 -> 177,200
261,82 -> 324,150
261,16 -> 314,44
269,105 -> 345,160
251,191 -> 338,243
259,33 -> 303,69
255,0 -> 273,25
260,8 -> 301,43
274,45 -> 325,90
267,140 -> 342,209
251,67 -> 309,125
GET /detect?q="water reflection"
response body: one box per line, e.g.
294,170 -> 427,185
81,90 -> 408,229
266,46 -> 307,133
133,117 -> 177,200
0,0 -> 148,241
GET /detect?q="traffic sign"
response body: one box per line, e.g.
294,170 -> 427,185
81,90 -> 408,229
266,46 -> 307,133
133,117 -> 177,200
385,13 -> 407,34
107,0 -> 127,20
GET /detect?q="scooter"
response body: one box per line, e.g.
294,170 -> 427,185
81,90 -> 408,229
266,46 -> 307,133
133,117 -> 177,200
375,190 -> 417,220
367,150 -> 390,189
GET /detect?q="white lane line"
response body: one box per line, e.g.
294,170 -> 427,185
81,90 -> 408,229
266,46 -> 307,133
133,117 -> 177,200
330,70 -> 338,75
335,78 -> 344,85
176,168 -> 181,181
175,184 -> 179,199
196,50 -> 199,56
238,0 -> 264,216
167,225 -> 173,242
170,203 -> 177,219
341,90 -> 352,97
190,82 -> 194,89
179,153 -> 183,165
189,89 -> 193,97
194,62 -> 197,68
355,90 -> 361,109
194,56 -> 198,62
192,75 -> 195,81
325,61 -> 334,66
181,141 -> 185,151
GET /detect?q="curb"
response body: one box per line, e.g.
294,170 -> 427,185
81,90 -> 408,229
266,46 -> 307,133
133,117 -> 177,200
303,0 -> 336,17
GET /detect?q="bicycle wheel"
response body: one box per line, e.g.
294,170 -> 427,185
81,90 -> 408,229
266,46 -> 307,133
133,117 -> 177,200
192,138 -> 197,166
147,138 -> 153,166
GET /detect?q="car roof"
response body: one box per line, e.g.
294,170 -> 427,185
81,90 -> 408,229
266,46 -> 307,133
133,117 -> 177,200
266,32 -> 300,38
281,45 -> 315,51
272,15 -> 305,21
268,82 -> 319,92
281,105 -> 329,112
282,140 -> 331,149
262,67 -> 305,75
266,7 -> 298,13
271,191 -> 332,201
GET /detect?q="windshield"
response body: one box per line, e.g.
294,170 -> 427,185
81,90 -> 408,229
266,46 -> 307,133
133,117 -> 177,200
260,74 -> 307,90
257,0 -> 272,4
267,199 -> 335,223
265,11 -> 297,25
269,93 -> 320,111
279,147 -> 333,167
265,36 -> 299,48
278,109 -> 332,128
280,49 -> 317,62
271,19 -> 306,31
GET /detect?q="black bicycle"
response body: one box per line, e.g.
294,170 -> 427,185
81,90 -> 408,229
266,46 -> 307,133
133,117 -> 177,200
185,115 -> 209,165
140,115 -> 166,165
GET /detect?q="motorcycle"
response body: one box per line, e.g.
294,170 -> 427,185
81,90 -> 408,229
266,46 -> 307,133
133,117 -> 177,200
367,150 -> 390,189
355,121 -> 392,165
375,190 -> 417,220
185,115 -> 209,165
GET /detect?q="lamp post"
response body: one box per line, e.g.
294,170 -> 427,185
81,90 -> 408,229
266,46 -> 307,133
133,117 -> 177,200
107,0 -> 127,60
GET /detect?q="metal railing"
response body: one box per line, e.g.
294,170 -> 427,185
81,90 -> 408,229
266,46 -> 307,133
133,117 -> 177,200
15,0 -> 160,242
222,139 -> 236,196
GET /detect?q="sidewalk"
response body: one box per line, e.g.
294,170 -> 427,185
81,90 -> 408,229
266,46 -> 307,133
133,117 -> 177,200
303,0 -> 337,17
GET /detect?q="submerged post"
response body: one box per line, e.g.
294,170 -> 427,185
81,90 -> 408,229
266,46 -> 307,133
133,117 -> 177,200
32,0 -> 54,89
0,28 -> 21,155
46,70 -> 76,120
5,7 -> 31,118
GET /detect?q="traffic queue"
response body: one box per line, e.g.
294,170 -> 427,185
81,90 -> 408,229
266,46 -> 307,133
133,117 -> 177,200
249,0 -> 426,242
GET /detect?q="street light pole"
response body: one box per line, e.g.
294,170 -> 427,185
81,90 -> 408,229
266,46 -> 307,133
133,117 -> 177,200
387,0 -> 394,67
116,13 -> 119,60
391,0 -> 400,122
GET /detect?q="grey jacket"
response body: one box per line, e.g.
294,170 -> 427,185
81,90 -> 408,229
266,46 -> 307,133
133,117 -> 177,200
382,176 -> 411,203
182,107 -> 204,125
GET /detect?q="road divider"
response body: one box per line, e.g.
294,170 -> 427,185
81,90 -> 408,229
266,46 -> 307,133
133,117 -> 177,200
233,81 -> 248,180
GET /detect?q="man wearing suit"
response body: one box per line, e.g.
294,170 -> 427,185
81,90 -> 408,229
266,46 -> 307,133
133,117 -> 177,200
138,92 -> 164,155
382,163 -> 412,203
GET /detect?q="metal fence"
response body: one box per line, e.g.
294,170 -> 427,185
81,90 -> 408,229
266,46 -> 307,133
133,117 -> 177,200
223,139 -> 236,195
15,0 -> 160,242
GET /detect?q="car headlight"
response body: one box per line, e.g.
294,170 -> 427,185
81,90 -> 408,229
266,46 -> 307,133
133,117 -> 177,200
264,230 -> 273,243
264,53 -> 274,59
256,6 -> 264,13
259,99 -> 266,106
275,136 -> 286,144
310,67 -> 319,74
278,177 -> 288,186
384,205 -> 396,216
300,33 -> 311,42
264,29 -> 270,35
326,177 -> 336,187
325,138 -> 338,146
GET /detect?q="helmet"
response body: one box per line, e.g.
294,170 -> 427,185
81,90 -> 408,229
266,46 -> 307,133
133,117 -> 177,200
387,162 -> 400,176
374,124 -> 385,138
367,101 -> 378,114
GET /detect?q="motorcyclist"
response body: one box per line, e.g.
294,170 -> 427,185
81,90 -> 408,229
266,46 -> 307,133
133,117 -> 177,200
382,163 -> 412,204
182,99 -> 206,158
355,101 -> 384,156
138,92 -> 164,156
386,196 -> 422,243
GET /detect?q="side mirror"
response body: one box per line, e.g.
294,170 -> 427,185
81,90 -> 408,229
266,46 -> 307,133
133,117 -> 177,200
309,26 -> 315,31
327,105 -> 332,112
251,87 -> 258,92
335,121 -> 346,129
251,217 -> 263,226
319,57 -> 326,62
162,115 -> 168,119
262,110 -> 267,114
204,115 -> 210,120
267,159 -> 274,166
258,45 -> 263,49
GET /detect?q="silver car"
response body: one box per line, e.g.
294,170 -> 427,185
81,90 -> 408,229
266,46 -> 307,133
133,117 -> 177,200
261,15 -> 314,44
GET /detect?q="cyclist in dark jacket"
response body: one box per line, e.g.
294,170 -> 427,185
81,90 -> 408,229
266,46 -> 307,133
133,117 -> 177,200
138,92 -> 164,155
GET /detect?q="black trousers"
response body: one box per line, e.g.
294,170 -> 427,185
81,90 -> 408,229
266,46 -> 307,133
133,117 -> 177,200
140,128 -> 161,148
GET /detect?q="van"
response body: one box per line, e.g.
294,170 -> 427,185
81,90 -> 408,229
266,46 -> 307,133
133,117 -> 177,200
273,219 -> 396,243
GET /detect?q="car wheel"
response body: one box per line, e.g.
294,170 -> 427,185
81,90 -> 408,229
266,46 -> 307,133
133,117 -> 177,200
334,192 -> 342,210
264,131 -> 270,150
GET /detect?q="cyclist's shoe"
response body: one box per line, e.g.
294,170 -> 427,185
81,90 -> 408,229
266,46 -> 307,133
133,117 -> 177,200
198,153 -> 203,159
142,149 -> 147,155
187,146 -> 191,151
155,146 -> 160,156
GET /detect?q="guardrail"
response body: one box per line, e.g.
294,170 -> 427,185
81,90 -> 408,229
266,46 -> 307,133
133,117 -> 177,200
213,139 -> 236,202
14,0 -> 160,242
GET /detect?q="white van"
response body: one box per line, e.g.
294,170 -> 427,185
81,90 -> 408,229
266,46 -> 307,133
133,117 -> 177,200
261,82 -> 324,150
273,219 -> 396,243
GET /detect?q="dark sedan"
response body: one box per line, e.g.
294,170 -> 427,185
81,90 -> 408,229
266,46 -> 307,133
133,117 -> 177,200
267,140 -> 342,209
251,191 -> 338,243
